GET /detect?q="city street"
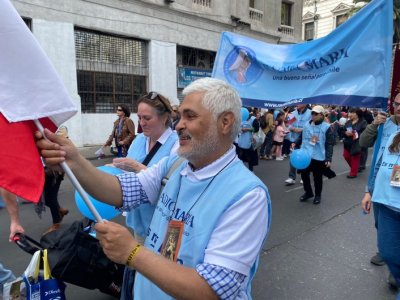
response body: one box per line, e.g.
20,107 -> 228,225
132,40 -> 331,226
0,143 -> 397,299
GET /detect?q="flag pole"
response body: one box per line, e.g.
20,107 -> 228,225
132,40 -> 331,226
34,119 -> 104,223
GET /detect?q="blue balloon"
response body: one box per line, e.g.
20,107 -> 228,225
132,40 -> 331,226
75,165 -> 123,220
290,149 -> 311,170
241,107 -> 249,122
273,110 -> 279,120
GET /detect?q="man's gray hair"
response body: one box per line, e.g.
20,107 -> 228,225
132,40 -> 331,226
182,78 -> 241,141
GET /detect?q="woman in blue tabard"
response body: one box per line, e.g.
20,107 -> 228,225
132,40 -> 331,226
111,92 -> 178,298
368,131 -> 400,294
237,108 -> 260,171
293,105 -> 334,205
112,92 -> 179,243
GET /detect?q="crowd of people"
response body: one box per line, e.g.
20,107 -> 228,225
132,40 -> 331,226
0,78 -> 399,299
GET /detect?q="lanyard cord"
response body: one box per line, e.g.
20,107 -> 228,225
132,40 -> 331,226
169,156 -> 236,222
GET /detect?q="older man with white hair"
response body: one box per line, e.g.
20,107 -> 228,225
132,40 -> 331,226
36,78 -> 271,300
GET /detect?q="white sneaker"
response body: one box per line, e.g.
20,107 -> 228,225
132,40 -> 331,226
276,157 -> 284,161
285,178 -> 296,185
283,154 -> 288,158
300,179 -> 303,184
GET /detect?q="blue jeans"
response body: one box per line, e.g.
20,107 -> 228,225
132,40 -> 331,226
260,131 -> 273,157
288,162 -> 297,180
0,263 -> 16,294
376,203 -> 400,287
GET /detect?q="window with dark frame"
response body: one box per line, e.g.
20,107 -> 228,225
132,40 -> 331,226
249,0 -> 255,8
304,22 -> 314,41
74,28 -> 148,113
281,1 -> 292,26
336,14 -> 348,28
177,46 -> 215,69
22,17 -> 32,30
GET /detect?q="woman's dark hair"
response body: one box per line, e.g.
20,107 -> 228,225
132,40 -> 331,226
117,104 -> 131,118
389,132 -> 400,153
274,112 -> 284,126
138,92 -> 173,127
348,108 -> 363,120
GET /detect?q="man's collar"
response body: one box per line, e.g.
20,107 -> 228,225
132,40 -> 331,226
180,146 -> 237,181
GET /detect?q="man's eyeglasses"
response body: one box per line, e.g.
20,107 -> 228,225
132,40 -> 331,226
147,92 -> 171,112
311,112 -> 319,116
393,102 -> 400,108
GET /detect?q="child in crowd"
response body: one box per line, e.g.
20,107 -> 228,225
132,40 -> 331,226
272,112 -> 287,160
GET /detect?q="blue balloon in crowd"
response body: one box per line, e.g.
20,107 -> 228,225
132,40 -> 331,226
241,107 -> 249,122
75,165 -> 123,220
290,149 -> 311,170
273,110 -> 279,120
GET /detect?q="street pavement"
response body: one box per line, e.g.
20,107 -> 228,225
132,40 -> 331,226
0,143 -> 398,299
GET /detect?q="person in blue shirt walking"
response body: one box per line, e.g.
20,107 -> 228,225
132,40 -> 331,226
36,77 -> 271,300
364,131 -> 400,299
292,105 -> 334,204
360,94 -> 400,287
285,104 -> 312,185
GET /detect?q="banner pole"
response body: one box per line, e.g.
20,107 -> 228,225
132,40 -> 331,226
34,119 -> 104,223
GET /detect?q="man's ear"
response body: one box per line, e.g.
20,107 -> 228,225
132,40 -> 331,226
219,111 -> 235,136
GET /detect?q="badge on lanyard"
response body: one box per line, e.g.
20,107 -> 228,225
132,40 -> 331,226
390,165 -> 400,187
309,135 -> 319,146
160,220 -> 184,262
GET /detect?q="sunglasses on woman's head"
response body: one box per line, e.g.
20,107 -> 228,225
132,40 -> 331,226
147,92 -> 170,112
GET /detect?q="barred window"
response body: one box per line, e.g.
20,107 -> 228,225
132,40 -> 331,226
304,22 -> 314,41
177,46 -> 215,70
75,28 -> 148,113
336,14 -> 348,28
281,2 -> 292,26
78,71 -> 146,113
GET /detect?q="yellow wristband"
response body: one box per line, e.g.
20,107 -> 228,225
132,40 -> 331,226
126,244 -> 141,266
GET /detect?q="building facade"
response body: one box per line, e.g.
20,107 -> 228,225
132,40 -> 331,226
13,0 -> 303,146
302,0 -> 355,41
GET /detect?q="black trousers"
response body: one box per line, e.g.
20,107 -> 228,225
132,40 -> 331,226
44,172 -> 64,224
300,159 -> 326,197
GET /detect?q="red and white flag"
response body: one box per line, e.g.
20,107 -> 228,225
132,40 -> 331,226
0,0 -> 77,202
286,114 -> 296,126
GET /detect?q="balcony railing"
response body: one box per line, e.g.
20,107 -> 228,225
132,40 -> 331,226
249,7 -> 263,22
279,25 -> 294,36
193,0 -> 211,8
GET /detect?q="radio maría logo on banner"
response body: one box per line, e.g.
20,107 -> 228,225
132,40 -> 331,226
224,46 -> 263,86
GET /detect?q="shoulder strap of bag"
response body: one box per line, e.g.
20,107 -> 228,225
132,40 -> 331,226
161,157 -> 186,190
142,141 -> 162,166
367,124 -> 384,189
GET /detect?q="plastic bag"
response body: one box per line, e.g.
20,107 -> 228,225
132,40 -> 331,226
23,250 -> 66,300
252,130 -> 265,150
3,277 -> 26,300
95,147 -> 105,159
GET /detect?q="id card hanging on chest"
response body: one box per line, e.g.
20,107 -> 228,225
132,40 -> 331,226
160,220 -> 184,262
390,165 -> 400,187
310,135 -> 319,146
